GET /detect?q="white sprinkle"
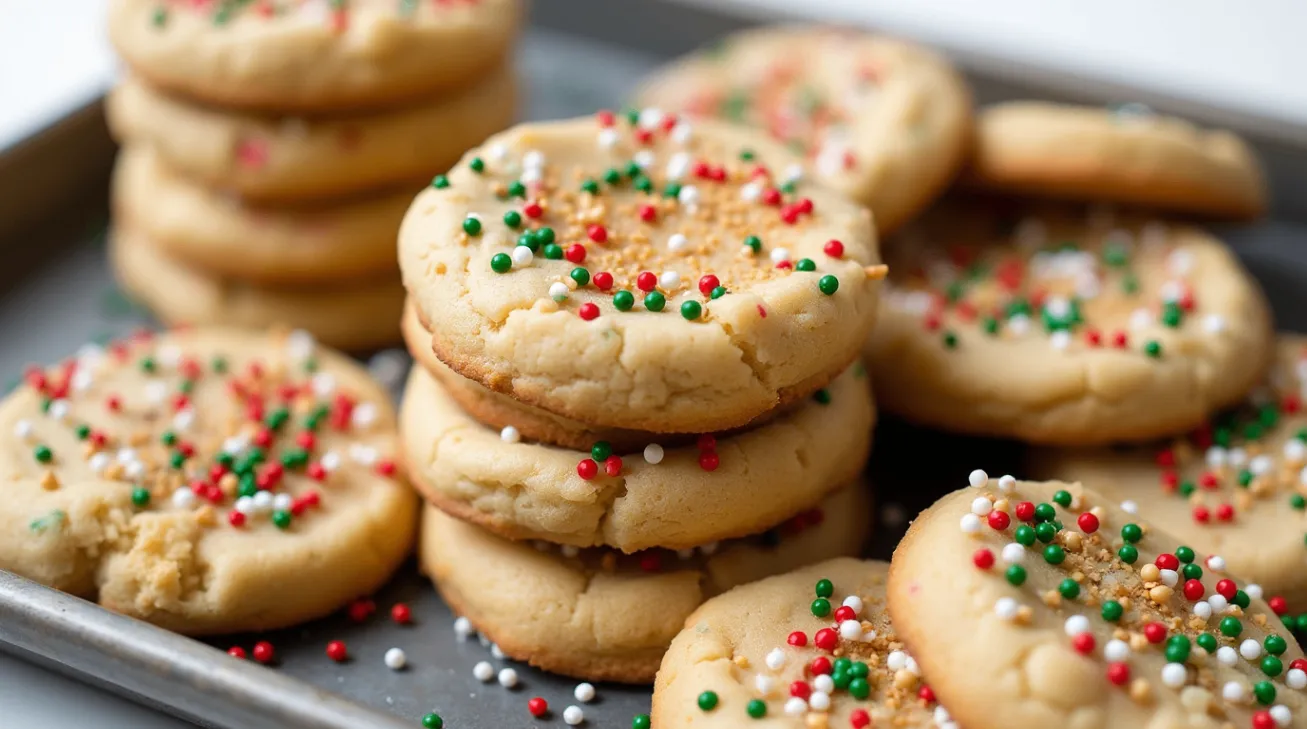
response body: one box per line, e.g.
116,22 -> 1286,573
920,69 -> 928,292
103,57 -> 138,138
511,246 -> 533,267
959,514 -> 982,533
117,447 -> 137,464
124,461 -> 145,479
886,651 -> 907,672
1129,308 -> 1153,330
548,282 -> 570,302
906,656 -> 920,675
252,491 -> 274,513
1217,646 -> 1239,666
1160,663 -> 1187,688
934,707 -> 952,725
968,469 -> 989,488
1050,331 -> 1071,351
670,122 -> 693,145
994,597 -> 1019,620
807,691 -> 830,712
573,683 -> 595,703
1117,500 -> 1139,515
1064,615 -> 1091,636
769,247 -> 791,265
1007,314 -> 1031,336
667,233 -> 689,253
487,142 -> 508,161
839,620 -> 863,640
740,182 -> 762,203
970,497 -> 993,516
765,648 -> 786,671
643,444 -> 664,464
1193,601 -> 1212,620
522,150 -> 545,169
1167,249 -> 1195,276
1204,315 -> 1226,334
1271,705 -> 1292,727
597,129 -> 618,149
47,400 -> 69,421
755,675 -> 775,696
1246,584 -> 1264,600
1240,639 -> 1262,660
998,475 -> 1016,492
473,661 -> 494,681
500,426 -> 520,444
633,150 -> 655,169
659,271 -> 681,290
1286,439 -> 1306,462
563,705 -> 584,726
1001,543 -> 1025,564
1160,569 -> 1179,587
1209,594 -> 1229,612
1250,455 -> 1274,476
320,451 -> 341,472
1207,555 -> 1226,572
286,330 -> 316,361
235,496 -> 255,515
813,674 -> 834,694
171,487 -> 196,510
1287,668 -> 1307,689
665,152 -> 691,181
783,697 -> 807,716
497,668 -> 518,688
520,167 -> 542,184
841,596 -> 863,615
311,372 -> 337,397
1104,639 -> 1130,662
676,548 -> 694,560
349,444 -> 378,466
638,107 -> 664,129
351,403 -> 377,429
1222,681 -> 1247,702
172,408 -> 195,432
782,163 -> 804,184
70,370 -> 92,392
677,185 -> 700,208
384,648 -> 407,670
88,452 -> 109,475
491,644 -> 506,660
1229,448 -> 1248,468
12,420 -> 32,439
273,493 -> 293,512
454,617 -> 475,640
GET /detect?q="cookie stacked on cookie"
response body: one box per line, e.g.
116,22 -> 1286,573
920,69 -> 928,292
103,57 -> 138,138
104,0 -> 524,350
397,113 -> 886,682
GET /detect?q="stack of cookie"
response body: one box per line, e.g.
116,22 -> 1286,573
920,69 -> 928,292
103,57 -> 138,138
104,0 -> 523,350
397,113 -> 886,682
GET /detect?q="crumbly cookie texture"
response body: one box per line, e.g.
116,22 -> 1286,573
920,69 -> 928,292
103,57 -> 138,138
0,327 -> 417,634
422,485 -> 869,684
635,25 -> 972,235
399,360 -> 873,552
107,0 -> 523,112
1033,334 -> 1307,610
653,558 -> 945,728
112,146 -> 406,285
106,64 -> 517,203
399,113 -> 882,434
970,101 -> 1267,219
889,475 -> 1307,729
865,198 -> 1272,445
111,227 -> 404,352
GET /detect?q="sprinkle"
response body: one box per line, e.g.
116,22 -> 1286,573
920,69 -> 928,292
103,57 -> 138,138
573,683 -> 596,703
500,426 -> 521,444
1065,615 -> 1091,636
454,617 -> 475,639
998,475 -> 1016,492
384,648 -> 406,670
994,597 -> 1019,620
765,648 -> 786,670
563,706 -> 584,725
1160,663 -> 1187,688
643,444 -> 664,464
497,668 -> 518,688
959,514 -> 982,533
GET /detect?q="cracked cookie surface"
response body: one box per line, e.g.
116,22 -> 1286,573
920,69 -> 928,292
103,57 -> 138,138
421,485 -> 868,684
398,361 -> 873,552
889,476 -> 1307,729
398,114 -> 882,434
0,327 -> 417,634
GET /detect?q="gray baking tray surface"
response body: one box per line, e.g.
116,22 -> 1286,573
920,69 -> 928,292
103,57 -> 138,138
2,4 -> 1306,728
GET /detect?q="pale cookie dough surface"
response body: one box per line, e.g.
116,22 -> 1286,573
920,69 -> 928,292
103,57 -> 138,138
107,65 -> 517,203
108,0 -> 523,112
636,26 -> 972,236
111,227 -> 404,352
399,361 -> 874,552
113,147 -> 405,284
0,327 -> 418,634
421,485 -> 869,684
1033,335 -> 1307,609
970,102 -> 1267,219
400,114 -> 882,434
865,199 -> 1272,445
890,477 -> 1307,729
654,558 -> 947,728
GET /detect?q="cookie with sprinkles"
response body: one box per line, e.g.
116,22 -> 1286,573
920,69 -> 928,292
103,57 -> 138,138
970,102 -> 1268,219
1033,334 -> 1307,609
865,198 -> 1272,445
422,484 -> 868,683
398,359 -> 873,552
635,25 -> 972,235
889,475 -> 1307,729
107,64 -> 516,204
0,327 -> 417,634
107,0 -> 523,112
113,146 -> 405,285
652,558 -> 947,728
111,227 -> 404,351
399,114 -> 882,434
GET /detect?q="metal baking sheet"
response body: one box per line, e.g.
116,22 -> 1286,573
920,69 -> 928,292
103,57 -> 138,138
2,4 -> 1307,728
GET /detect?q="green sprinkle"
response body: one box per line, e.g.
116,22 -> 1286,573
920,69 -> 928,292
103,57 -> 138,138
237,476 -> 257,499
813,389 -> 831,405
543,243 -> 564,260
1234,590 -> 1251,609
422,713 -> 443,729
681,301 -> 703,321
74,425 -> 90,440
591,441 -> 613,461
139,356 -> 156,373
1043,545 -> 1065,565
1101,600 -> 1123,621
468,157 -> 485,173
507,181 -> 526,198
517,232 -> 539,251
1182,563 -> 1203,580
1013,525 -> 1036,546
151,7 -> 168,26
272,510 -> 292,530
613,291 -> 635,311
1164,636 -> 1190,663
535,227 -> 556,245
503,211 -> 522,228
1005,565 -> 1027,586
815,579 -> 833,598
644,292 -> 666,312
570,268 -> 591,287
1033,503 -> 1056,522
632,715 -> 651,729
1144,340 -> 1162,358
848,677 -> 870,700
490,253 -> 512,273
739,149 -> 755,161
1117,545 -> 1139,564
1254,681 -> 1276,705
131,487 -> 151,508
1121,523 -> 1143,543
795,258 -> 816,272
431,175 -> 449,189
1196,633 -> 1218,653
697,691 -> 718,711
746,699 -> 766,719
581,179 -> 600,194
810,598 -> 831,618
265,408 -> 289,430
169,451 -> 186,469
624,161 -> 642,178
818,275 -> 839,296
942,331 -> 958,349
1174,546 -> 1194,563
1058,579 -> 1080,600
603,168 -> 623,186
634,175 -> 653,193
710,286 -> 727,299
1219,616 -> 1243,637
663,182 -> 682,199
462,216 -> 482,236
33,445 -> 52,464
1035,522 -> 1057,544
1160,302 -> 1183,328
1265,634 -> 1288,656
743,235 -> 762,253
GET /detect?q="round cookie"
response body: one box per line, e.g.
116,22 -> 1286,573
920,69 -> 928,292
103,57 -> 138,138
970,101 -> 1267,219
635,26 -> 972,235
421,484 -> 869,683
106,65 -> 517,203
865,198 -> 1272,445
107,0 -> 523,112
399,113 -> 883,434
653,558 -> 949,728
0,327 -> 417,634
889,476 -> 1307,729
113,147 -> 405,285
111,227 -> 404,352
1033,334 -> 1307,609
398,359 -> 874,552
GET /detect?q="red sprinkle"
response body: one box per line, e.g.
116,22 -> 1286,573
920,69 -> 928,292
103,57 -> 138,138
698,452 -> 719,471
578,303 -> 600,321
1071,632 -> 1096,655
565,244 -> 587,264
391,603 -> 412,625
849,709 -> 871,729
1106,662 -> 1130,686
587,224 -> 608,243
227,511 -> 246,528
1077,513 -> 1099,533
1183,579 -> 1205,601
813,628 -> 838,652
1085,329 -> 1102,346
252,641 -> 275,664
1155,553 -> 1180,571
577,459 -> 598,480
1143,622 -> 1167,644
1216,503 -> 1235,522
1253,710 -> 1275,729
604,455 -> 623,477
296,432 -> 316,450
1291,658 -> 1307,672
1193,505 -> 1211,523
833,606 -> 856,623
1155,449 -> 1176,468
637,272 -> 658,291
375,460 -> 396,477
228,646 -> 247,659
1014,502 -> 1035,522
987,510 -> 1010,531
761,188 -> 782,206
698,275 -> 720,296
596,110 -> 615,127
789,681 -> 811,700
593,272 -> 614,291
917,685 -> 935,703
823,239 -> 844,258
307,463 -> 328,481
528,697 -> 548,718
1112,331 -> 1129,348
523,201 -> 543,219
1216,579 -> 1238,600
697,435 -> 717,451
638,204 -> 657,223
347,599 -> 375,623
326,640 -> 348,663
809,656 -> 832,675
1270,596 -> 1288,615
639,553 -> 661,573
973,548 -> 995,570
787,631 -> 807,647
